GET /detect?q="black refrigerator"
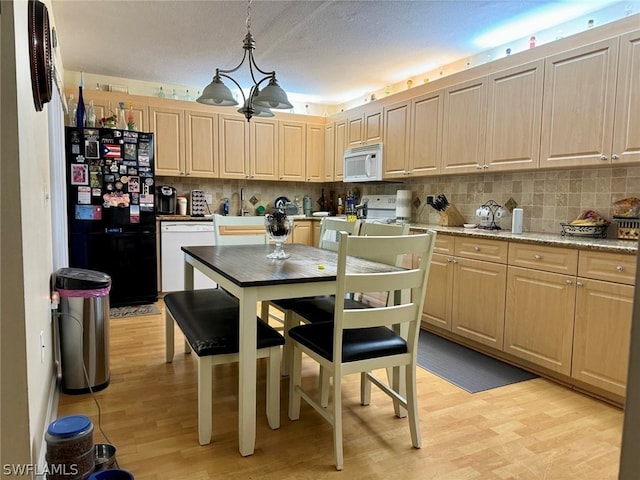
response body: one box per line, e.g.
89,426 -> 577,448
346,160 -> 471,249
64,127 -> 157,307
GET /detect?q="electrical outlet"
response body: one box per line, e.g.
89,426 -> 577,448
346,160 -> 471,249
204,193 -> 213,204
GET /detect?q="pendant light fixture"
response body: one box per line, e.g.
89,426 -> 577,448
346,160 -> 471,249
196,0 -> 293,121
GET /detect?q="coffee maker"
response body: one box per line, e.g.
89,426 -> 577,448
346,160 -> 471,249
156,185 -> 177,214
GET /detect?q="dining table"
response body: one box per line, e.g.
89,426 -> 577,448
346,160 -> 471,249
175,242 -> 404,457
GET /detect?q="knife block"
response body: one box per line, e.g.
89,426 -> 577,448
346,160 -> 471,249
437,204 -> 465,226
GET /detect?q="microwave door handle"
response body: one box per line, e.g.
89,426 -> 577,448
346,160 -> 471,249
365,154 -> 372,178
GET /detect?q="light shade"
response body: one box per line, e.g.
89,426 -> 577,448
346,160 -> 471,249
237,102 -> 274,118
197,76 -> 238,106
253,78 -> 293,109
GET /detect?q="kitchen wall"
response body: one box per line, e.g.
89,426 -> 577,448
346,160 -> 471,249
162,165 -> 640,234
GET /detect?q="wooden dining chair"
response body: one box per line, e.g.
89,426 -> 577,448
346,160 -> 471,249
212,213 -> 268,246
287,230 -> 436,470
260,217 -> 361,373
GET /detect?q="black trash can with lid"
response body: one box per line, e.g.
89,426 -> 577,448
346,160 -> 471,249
55,268 -> 111,394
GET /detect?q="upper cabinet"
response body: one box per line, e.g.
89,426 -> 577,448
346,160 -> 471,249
484,60 -> 544,171
334,118 -> 347,180
441,78 -> 487,174
346,108 -> 383,147
184,109 -> 219,178
149,105 -> 185,176
306,122 -> 325,182
250,117 -> 279,180
612,29 -> 640,165
219,113 -> 250,179
278,119 -> 306,181
382,100 -> 411,177
540,38 -> 619,168
324,122 -> 336,181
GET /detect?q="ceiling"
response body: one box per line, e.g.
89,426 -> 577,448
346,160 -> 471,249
50,1 -> 629,105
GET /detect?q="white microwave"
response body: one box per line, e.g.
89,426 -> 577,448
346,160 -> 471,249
343,144 -> 383,182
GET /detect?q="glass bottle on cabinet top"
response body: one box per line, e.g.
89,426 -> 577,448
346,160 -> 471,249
76,74 -> 86,128
158,86 -> 165,98
86,100 -> 96,127
117,102 -> 127,130
67,94 -> 77,126
126,103 -> 136,131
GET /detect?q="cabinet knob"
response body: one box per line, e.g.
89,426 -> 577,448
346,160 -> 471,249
616,265 -> 624,272
600,154 -> 608,161
566,279 -> 573,285
483,164 -> 489,169
476,164 -> 483,170
612,154 -> 619,160
534,254 -> 541,260
474,246 -> 480,251
577,281 -> 583,287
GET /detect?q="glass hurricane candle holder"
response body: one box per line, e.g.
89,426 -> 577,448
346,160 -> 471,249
265,212 -> 292,259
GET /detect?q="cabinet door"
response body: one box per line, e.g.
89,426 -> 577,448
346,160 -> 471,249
540,38 -> 618,168
306,123 -> 325,182
324,122 -> 335,181
441,78 -> 487,173
279,120 -> 306,181
334,120 -> 347,180
125,101 -> 149,132
363,108 -> 383,144
347,115 -> 364,147
504,266 -> 575,375
149,106 -> 185,176
312,220 -> 321,247
612,29 -> 640,165
185,109 -> 218,178
250,118 -> 278,180
292,220 -> 312,245
485,60 -> 543,171
410,91 -> 442,176
219,114 -> 249,179
382,100 -> 410,178
421,253 -> 454,330
572,278 -> 633,396
451,257 -> 506,349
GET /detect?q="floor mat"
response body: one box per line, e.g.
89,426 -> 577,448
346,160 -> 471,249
110,304 -> 161,318
417,331 -> 538,393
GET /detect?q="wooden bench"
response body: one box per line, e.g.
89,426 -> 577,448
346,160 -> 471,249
164,288 -> 285,445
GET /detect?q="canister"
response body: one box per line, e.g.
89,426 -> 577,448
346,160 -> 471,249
45,415 -> 95,479
303,196 -> 312,216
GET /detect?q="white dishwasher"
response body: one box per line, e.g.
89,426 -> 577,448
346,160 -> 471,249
160,221 -> 217,292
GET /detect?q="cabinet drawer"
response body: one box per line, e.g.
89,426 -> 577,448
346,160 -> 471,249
508,243 -> 578,275
578,250 -> 637,285
433,234 -> 454,255
454,237 -> 508,263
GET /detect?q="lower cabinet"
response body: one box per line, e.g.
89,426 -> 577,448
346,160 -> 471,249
292,219 -> 313,245
421,232 -> 636,402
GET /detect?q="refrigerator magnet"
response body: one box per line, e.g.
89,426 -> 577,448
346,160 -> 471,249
124,143 -> 137,160
71,164 -> 88,185
77,186 -> 91,204
128,177 -> 140,193
130,205 -> 140,224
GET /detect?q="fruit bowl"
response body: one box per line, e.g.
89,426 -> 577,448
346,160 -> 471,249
560,223 -> 608,238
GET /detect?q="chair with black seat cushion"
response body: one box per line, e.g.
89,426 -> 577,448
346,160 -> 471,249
164,288 -> 284,446
260,217 -> 361,373
287,230 -> 436,470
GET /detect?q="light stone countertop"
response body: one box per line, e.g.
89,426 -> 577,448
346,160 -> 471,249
410,223 -> 638,254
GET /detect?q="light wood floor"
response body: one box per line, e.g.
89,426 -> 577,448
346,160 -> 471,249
57,303 -> 624,479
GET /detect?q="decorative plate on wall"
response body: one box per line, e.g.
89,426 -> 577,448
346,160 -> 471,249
28,0 -> 53,111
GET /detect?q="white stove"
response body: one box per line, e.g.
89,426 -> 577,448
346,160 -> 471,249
361,194 -> 397,223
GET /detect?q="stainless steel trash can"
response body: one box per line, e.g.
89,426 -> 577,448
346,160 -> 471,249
55,268 -> 111,394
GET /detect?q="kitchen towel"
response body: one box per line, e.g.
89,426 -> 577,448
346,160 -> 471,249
396,190 -> 412,223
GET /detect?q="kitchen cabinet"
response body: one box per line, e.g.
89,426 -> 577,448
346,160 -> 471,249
441,78 -> 488,174
184,109 -> 218,178
347,107 -> 383,147
278,120 -> 306,181
149,105 -> 185,176
292,219 -> 313,246
383,92 -> 442,178
250,117 -> 278,180
219,113 -> 250,179
334,118 -> 347,180
312,220 -> 321,247
324,122 -> 336,181
504,244 -> 578,375
540,38 -> 619,168
422,235 -> 507,349
69,90 -> 149,132
572,250 -> 636,397
484,60 -> 544,171
306,122 -> 325,182
612,29 -> 640,165
150,104 -> 219,178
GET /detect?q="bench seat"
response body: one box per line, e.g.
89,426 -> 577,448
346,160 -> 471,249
164,288 -> 284,445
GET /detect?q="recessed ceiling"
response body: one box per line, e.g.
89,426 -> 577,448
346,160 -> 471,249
51,0 -> 631,105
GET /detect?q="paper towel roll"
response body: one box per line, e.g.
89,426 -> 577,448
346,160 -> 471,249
512,208 -> 523,234
396,190 -> 412,223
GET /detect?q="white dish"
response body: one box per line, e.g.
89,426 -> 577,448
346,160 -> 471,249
463,223 -> 477,229
312,211 -> 329,217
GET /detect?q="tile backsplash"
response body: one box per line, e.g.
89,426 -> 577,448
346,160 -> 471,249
159,166 -> 640,234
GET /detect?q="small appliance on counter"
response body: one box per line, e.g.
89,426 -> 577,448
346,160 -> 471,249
157,185 -> 177,214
